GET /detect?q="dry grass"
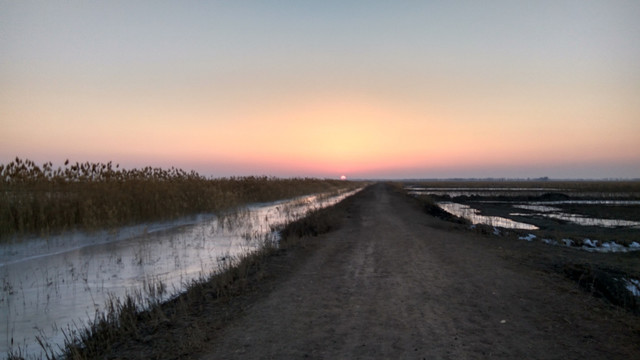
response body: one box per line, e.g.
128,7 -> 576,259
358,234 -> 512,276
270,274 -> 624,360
0,158 -> 359,240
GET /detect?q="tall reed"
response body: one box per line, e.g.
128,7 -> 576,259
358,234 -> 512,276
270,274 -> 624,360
0,158 -> 358,240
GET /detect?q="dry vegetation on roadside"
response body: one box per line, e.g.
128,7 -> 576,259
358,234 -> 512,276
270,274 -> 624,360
0,158 -> 358,240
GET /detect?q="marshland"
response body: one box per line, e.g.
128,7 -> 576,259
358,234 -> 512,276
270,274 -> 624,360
405,180 -> 640,251
1,158 -> 364,358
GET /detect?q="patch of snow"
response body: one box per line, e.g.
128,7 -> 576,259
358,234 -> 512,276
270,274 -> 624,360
630,242 -> 640,249
624,278 -> 640,297
562,239 -> 574,247
582,238 -> 598,247
509,212 -> 531,216
584,241 -> 640,253
542,238 -> 558,246
493,227 -> 501,236
598,242 -> 626,253
519,234 -> 536,241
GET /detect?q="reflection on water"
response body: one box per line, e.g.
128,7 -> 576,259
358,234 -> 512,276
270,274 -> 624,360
0,188 -> 362,357
407,187 -> 564,198
510,211 -> 640,229
512,203 -> 640,228
512,204 -> 562,212
532,200 -> 640,205
511,200 -> 640,228
437,202 -> 538,230
438,200 -> 640,230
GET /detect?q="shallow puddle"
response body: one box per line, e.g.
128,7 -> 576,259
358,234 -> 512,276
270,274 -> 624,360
0,188 -> 362,357
510,211 -> 640,228
511,203 -> 640,228
437,202 -> 538,230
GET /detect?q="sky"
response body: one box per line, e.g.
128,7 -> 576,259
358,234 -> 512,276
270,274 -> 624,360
1,1 -> 639,179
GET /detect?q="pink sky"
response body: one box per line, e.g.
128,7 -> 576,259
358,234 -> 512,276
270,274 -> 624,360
2,1 -> 639,179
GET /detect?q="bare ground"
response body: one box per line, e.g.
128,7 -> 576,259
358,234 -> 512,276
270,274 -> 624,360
196,183 -> 640,359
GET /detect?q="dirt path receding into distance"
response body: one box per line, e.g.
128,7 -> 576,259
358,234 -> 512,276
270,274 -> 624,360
200,183 -> 639,359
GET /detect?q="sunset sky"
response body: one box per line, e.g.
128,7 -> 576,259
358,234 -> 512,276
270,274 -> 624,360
2,1 -> 639,179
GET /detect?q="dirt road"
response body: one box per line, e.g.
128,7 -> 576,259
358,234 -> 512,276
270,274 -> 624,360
200,184 -> 639,359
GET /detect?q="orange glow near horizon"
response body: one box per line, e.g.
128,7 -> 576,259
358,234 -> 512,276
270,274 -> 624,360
3,89 -> 640,178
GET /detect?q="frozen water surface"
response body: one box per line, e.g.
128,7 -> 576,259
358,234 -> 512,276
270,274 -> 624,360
406,187 -> 565,198
512,204 -> 562,212
625,279 -> 640,297
0,188 -> 362,357
519,234 -> 537,241
511,203 -> 640,229
540,213 -> 640,228
427,196 -> 640,253
437,202 -> 538,230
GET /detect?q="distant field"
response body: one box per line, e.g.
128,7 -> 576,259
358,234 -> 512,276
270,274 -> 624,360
403,180 -> 640,248
0,158 -> 361,240
404,180 -> 640,194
